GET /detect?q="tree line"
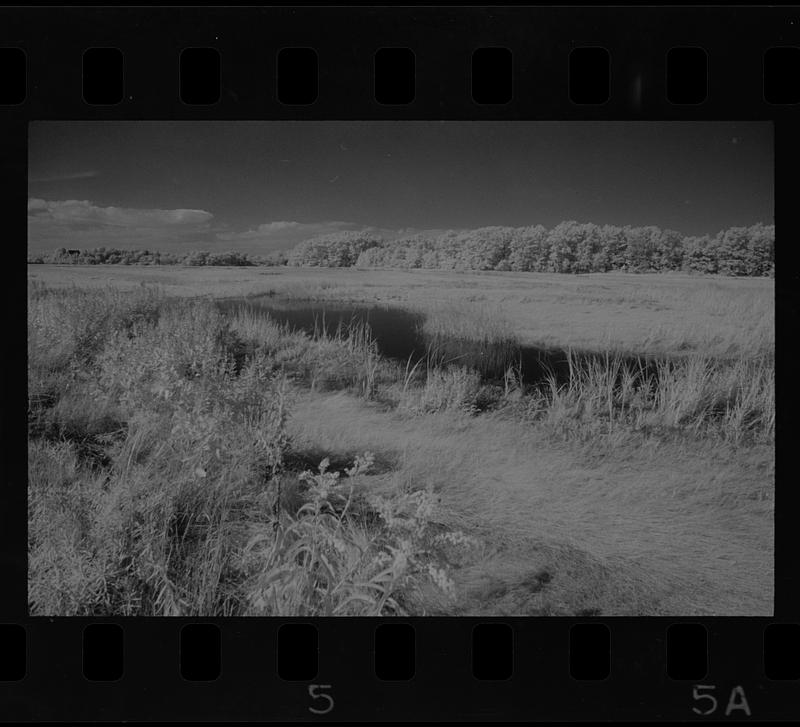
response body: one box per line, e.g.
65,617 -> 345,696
287,222 -> 774,276
29,221 -> 774,276
28,247 -> 289,267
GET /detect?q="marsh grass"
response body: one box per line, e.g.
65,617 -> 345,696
310,314 -> 382,398
28,286 -> 466,615
419,301 -> 521,378
225,305 -> 388,398
28,283 -> 165,366
403,366 -> 484,415
525,350 -> 774,443
31,266 -> 775,358
27,271 -> 774,616
421,300 -> 517,343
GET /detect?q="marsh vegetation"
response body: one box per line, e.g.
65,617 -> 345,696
27,267 -> 775,616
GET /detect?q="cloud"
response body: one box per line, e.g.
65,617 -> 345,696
215,220 -> 382,251
219,220 -> 308,238
394,226 -> 461,239
27,197 -> 458,257
28,198 -> 213,227
28,198 -> 215,253
213,221 -> 461,254
29,170 -> 100,183
27,198 -> 49,212
254,221 -> 301,232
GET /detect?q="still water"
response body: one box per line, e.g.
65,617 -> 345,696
218,296 -> 654,386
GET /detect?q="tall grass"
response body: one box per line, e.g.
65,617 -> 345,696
226,305 -> 385,398
311,314 -> 382,398
224,304 -> 290,353
421,299 -> 515,339
400,366 -> 484,415
28,284 -> 167,444
525,350 -> 774,443
27,274 -> 774,616
419,301 -> 521,377
28,283 -> 165,366
28,285 -> 464,615
224,299 -> 774,442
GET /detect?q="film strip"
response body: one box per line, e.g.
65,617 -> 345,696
2,4 -> 799,722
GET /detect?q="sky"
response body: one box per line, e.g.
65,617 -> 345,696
28,121 -> 773,255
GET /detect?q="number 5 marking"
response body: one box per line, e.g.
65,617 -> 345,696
692,684 -> 718,715
308,684 -> 334,715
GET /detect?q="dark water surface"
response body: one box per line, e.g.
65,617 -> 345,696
218,297 -> 427,360
218,296 -> 659,387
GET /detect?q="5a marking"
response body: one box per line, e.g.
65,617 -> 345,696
692,685 -> 751,717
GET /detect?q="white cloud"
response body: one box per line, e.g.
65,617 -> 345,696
216,220 -> 304,240
29,170 -> 100,183
27,197 -> 455,257
27,198 -> 49,212
28,198 -> 213,228
254,221 -> 301,232
28,198 -> 215,253
213,220 -> 457,254
394,226 -> 461,239
215,220 -> 377,250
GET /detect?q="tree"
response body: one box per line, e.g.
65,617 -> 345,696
744,223 -> 774,276
287,232 -> 384,267
504,226 -> 548,271
624,226 -> 661,272
714,223 -> 774,276
683,235 -> 719,274
547,221 -> 582,273
653,228 -> 685,272
572,223 -> 604,273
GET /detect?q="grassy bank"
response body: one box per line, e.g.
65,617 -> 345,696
28,282 -> 774,615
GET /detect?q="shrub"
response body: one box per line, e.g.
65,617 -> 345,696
29,291 -> 295,615
238,453 -> 468,616
28,285 -> 164,365
29,287 -> 472,615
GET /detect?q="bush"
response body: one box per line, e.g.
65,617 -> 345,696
29,340 -> 465,615
29,287 -> 476,615
238,453 -> 470,615
29,291 -> 294,615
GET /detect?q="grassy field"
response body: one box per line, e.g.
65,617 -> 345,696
27,265 -> 774,616
28,264 -> 774,357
